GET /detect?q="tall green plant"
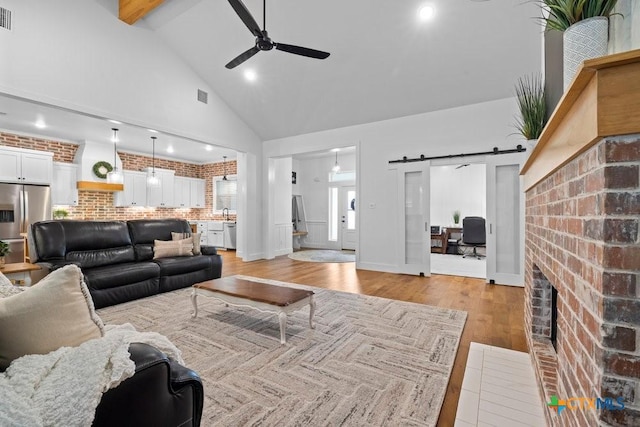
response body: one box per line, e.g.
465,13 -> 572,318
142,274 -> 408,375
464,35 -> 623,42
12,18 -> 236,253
515,73 -> 547,140
541,0 -> 620,31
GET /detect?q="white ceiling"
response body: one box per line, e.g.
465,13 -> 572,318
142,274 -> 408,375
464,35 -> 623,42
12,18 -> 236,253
145,0 -> 542,141
0,95 -> 238,164
0,0 -> 542,162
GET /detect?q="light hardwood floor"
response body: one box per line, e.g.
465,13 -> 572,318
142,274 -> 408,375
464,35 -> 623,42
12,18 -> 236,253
220,250 -> 527,427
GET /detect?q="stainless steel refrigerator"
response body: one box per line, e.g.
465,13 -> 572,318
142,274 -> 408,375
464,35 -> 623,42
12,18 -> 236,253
0,183 -> 51,263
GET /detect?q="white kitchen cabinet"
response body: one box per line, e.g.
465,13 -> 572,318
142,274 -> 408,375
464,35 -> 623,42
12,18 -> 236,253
190,178 -> 206,208
145,168 -> 174,208
114,170 -> 147,207
52,162 -> 78,206
173,177 -> 190,208
0,146 -> 53,184
208,221 -> 224,247
173,177 -> 205,208
196,222 -> 209,245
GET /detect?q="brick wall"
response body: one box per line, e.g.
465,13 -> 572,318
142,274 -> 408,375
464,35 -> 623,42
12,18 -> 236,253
0,132 -> 236,222
0,132 -> 78,162
525,135 -> 640,426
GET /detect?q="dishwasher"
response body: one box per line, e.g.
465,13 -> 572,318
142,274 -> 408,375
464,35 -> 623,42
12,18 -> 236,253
223,222 -> 236,249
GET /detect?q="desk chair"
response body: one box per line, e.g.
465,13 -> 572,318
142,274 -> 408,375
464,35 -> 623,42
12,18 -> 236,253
462,216 -> 486,259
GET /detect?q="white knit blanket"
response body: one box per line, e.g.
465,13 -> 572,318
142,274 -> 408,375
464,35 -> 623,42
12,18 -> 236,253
0,323 -> 183,427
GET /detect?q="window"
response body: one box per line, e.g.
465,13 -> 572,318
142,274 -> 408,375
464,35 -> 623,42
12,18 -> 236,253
329,170 -> 356,182
213,176 -> 237,213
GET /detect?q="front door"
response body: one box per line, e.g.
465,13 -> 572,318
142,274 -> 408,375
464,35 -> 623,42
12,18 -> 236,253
393,162 -> 431,276
341,186 -> 356,250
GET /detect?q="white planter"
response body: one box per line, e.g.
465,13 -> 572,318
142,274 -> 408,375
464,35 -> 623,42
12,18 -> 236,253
563,17 -> 609,90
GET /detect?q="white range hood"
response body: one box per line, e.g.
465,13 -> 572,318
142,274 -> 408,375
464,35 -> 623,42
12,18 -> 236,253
73,140 -> 124,191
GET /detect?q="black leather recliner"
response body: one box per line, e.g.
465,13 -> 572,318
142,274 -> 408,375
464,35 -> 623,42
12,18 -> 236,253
93,343 -> 204,427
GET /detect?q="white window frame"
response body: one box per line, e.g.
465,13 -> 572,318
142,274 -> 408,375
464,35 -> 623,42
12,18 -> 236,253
213,175 -> 238,214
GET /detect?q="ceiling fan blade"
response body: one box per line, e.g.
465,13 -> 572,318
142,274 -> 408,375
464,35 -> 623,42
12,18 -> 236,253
275,43 -> 330,60
227,0 -> 262,37
225,46 -> 260,69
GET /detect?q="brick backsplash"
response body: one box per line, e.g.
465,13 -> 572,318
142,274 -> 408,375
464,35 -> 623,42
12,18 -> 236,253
0,132 -> 236,222
525,135 -> 640,426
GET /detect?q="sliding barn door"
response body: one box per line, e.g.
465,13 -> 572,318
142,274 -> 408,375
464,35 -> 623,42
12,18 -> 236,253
393,162 -> 431,276
486,152 -> 526,286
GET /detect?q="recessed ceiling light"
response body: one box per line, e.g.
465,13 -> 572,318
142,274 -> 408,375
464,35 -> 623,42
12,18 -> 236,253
147,129 -> 158,133
108,119 -> 122,124
35,119 -> 46,129
244,69 -> 257,82
331,148 -> 340,152
418,4 -> 435,21
205,145 -> 213,151
167,146 -> 174,154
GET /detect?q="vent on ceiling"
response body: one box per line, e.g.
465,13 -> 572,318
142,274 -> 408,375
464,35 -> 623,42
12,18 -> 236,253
197,89 -> 208,104
0,7 -> 12,31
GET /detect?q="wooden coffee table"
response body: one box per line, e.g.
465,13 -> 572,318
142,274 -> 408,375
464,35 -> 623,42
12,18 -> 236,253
191,277 -> 316,344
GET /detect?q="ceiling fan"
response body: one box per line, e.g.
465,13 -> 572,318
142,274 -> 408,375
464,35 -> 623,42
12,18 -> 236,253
225,0 -> 330,69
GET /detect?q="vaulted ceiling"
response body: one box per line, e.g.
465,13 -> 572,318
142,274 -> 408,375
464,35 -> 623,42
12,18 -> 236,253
141,0 -> 542,141
0,0 -> 542,162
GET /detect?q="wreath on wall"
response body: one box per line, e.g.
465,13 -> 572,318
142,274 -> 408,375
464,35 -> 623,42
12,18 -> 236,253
92,161 -> 113,179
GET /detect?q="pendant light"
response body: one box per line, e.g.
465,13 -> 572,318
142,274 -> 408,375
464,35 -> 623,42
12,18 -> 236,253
106,128 -> 123,184
147,136 -> 160,187
332,151 -> 340,173
222,156 -> 228,181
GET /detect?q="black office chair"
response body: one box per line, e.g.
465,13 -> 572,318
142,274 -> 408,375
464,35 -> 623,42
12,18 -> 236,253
461,216 -> 486,259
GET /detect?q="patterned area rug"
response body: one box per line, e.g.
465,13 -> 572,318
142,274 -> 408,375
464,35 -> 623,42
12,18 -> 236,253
288,250 -> 355,263
97,276 -> 467,426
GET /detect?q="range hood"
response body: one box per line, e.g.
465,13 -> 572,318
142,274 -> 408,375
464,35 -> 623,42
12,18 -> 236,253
73,141 -> 124,192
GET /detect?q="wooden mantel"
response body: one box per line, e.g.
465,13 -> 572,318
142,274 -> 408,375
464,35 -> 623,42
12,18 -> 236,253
521,49 -> 640,190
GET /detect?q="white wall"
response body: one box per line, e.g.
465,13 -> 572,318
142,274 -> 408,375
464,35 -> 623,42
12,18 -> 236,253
430,164 -> 486,228
0,0 -> 261,153
264,97 -> 524,272
272,157 -> 292,256
610,0 -> 640,53
0,0 -> 264,260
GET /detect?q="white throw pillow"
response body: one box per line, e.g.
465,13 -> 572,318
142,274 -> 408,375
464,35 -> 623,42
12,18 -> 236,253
0,265 -> 105,369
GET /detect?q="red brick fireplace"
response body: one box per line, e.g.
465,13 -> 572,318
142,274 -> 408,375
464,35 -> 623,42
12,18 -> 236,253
522,50 -> 640,426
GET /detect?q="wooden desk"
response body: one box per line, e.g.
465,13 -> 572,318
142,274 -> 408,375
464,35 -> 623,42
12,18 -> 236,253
0,262 -> 41,286
431,232 -> 447,253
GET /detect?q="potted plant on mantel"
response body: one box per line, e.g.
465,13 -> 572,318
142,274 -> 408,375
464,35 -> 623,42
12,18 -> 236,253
540,0 -> 621,89
514,73 -> 547,150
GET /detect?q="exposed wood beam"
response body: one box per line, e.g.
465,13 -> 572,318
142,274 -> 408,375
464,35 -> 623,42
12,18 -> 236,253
119,0 -> 165,25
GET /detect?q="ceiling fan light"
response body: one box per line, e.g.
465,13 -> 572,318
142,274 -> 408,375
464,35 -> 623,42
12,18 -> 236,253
418,5 -> 435,21
244,69 -> 257,82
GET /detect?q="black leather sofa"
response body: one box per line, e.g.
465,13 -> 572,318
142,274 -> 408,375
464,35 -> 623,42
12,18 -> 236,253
93,343 -> 204,427
30,219 -> 222,308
